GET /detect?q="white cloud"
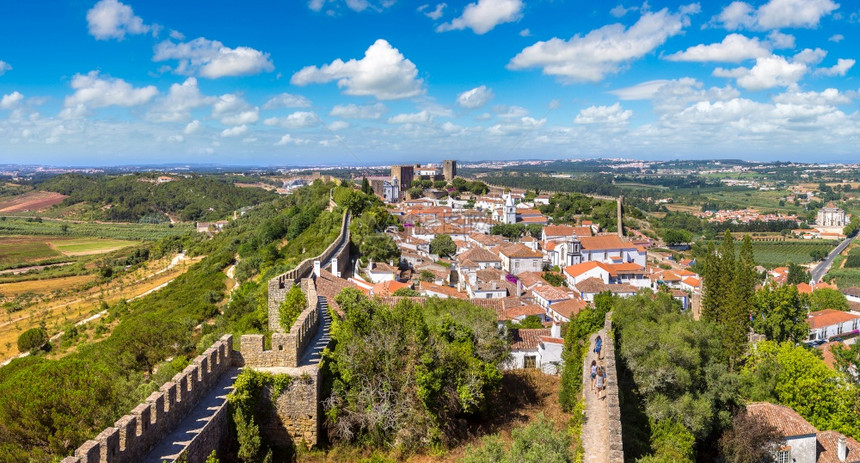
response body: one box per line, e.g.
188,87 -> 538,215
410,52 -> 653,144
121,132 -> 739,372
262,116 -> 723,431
262,93 -> 312,109
275,134 -> 311,145
0,92 -> 24,109
328,121 -> 350,131
388,110 -> 433,124
457,85 -> 494,108
419,3 -> 447,20
64,71 -> 158,109
309,0 -> 397,12
263,111 -> 321,128
828,34 -> 844,43
508,7 -> 694,82
666,34 -> 769,62
519,28 -> 531,37
714,55 -> 806,90
493,104 -> 529,118
0,61 -> 11,76
487,116 -> 545,135
86,0 -> 150,40
793,48 -> 826,65
329,103 -> 387,119
184,120 -> 202,134
712,0 -> 839,30
574,103 -> 633,124
767,31 -> 795,48
211,94 -> 259,125
169,30 -> 185,40
146,77 -> 215,123
291,39 -> 423,100
610,80 -> 673,100
154,38 -> 274,79
221,125 -> 248,137
610,78 -> 741,114
772,88 -> 850,105
610,4 -> 638,18
815,58 -> 855,76
437,0 -> 524,34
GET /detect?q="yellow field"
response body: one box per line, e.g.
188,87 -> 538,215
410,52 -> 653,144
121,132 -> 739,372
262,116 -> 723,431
0,255 -> 202,362
0,274 -> 97,297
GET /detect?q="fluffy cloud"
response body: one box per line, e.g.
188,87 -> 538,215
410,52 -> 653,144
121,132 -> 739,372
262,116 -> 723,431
508,7 -> 694,82
221,125 -> 248,137
262,93 -> 312,110
712,0 -> 839,30
309,0 -> 396,13
0,92 -> 24,109
86,0 -> 150,40
275,134 -> 311,145
154,38 -> 274,79
829,34 -> 844,43
767,31 -> 795,48
487,116 -> 545,135
714,55 -> 807,90
666,34 -> 770,62
815,59 -> 855,77
437,0 -> 523,34
388,110 -> 433,124
610,4 -> 638,18
263,111 -> 321,128
328,121 -> 350,131
574,103 -> 633,124
64,71 -> 158,109
329,103 -> 387,119
793,48 -> 827,65
457,85 -> 494,108
184,120 -> 202,134
211,94 -> 259,125
0,60 -> 11,76
610,80 -> 674,100
291,39 -> 423,100
419,3 -> 447,20
147,78 -> 215,123
771,88 -> 850,105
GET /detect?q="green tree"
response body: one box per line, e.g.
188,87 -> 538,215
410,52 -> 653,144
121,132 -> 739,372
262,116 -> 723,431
786,262 -> 810,285
361,177 -> 373,195
392,287 -> 420,297
543,271 -> 565,287
638,419 -> 695,463
661,228 -> 692,246
752,283 -> 808,343
278,284 -> 307,332
419,270 -> 436,282
810,249 -> 828,261
17,328 -> 48,353
832,342 -> 860,386
234,407 -> 262,463
359,233 -> 401,264
807,288 -> 848,312
430,234 -> 456,258
462,415 -> 571,463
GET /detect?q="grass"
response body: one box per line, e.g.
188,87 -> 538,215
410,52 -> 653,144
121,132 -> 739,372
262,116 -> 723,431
747,241 -> 836,267
0,217 -> 192,241
0,236 -> 63,267
48,238 -> 136,256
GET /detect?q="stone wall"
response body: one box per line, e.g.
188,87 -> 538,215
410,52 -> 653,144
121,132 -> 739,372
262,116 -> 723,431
267,210 -> 350,331
242,278 -> 319,369
60,335 -> 234,463
603,312 -> 625,463
258,369 -> 321,448
179,391 -> 231,463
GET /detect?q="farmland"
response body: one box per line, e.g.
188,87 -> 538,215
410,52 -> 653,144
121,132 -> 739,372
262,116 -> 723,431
49,238 -> 136,256
0,217 -> 192,241
0,191 -> 67,213
701,240 -> 838,267
0,235 -> 139,269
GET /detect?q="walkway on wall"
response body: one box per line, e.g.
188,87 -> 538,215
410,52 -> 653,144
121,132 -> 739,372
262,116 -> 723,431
143,368 -> 241,463
299,296 -> 332,367
582,330 -> 611,463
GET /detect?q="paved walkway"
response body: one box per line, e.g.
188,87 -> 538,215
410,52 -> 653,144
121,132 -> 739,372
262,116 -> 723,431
299,296 -> 332,367
582,330 -> 610,463
143,367 -> 240,463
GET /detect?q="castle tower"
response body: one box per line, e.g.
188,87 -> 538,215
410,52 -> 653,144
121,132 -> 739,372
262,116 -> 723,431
565,236 -> 582,266
443,160 -> 457,181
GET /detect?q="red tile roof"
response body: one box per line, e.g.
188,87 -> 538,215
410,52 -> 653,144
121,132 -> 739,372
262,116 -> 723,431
580,235 -> 636,251
817,430 -> 860,463
510,328 -> 551,350
458,247 -> 502,263
564,261 -> 610,279
419,281 -> 468,299
543,225 -> 575,237
548,298 -> 587,319
807,309 -> 860,330
372,280 -> 410,296
499,243 -> 543,259
746,402 -> 818,436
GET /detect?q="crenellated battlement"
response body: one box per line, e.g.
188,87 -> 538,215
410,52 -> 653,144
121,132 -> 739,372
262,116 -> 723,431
60,335 -> 234,463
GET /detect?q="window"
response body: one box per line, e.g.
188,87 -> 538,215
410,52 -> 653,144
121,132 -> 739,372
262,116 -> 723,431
524,356 -> 536,369
777,450 -> 790,463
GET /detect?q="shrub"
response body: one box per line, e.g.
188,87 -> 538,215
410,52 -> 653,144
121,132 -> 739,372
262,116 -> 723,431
278,285 -> 307,332
17,327 -> 48,352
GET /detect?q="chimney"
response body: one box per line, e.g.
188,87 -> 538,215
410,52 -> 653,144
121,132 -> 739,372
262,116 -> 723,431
551,323 -> 561,339
838,435 -> 847,462
313,260 -> 321,278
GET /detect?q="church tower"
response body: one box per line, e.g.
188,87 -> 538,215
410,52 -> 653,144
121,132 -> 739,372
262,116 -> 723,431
503,194 -> 517,224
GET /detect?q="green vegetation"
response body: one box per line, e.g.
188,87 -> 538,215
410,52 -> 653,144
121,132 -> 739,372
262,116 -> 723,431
751,283 -> 808,343
16,327 -> 48,352
542,271 -> 565,287
0,236 -> 62,268
490,223 -> 543,240
430,234 -> 456,258
37,173 -> 274,222
461,415 -> 572,463
807,287 -> 848,312
323,288 -> 507,449
50,238 -> 136,254
228,369 -> 293,462
0,217 -> 192,241
558,293 -> 611,412
278,285 -> 307,332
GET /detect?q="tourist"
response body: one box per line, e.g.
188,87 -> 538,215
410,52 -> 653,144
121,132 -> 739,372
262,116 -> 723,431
590,360 -> 597,390
594,335 -> 603,360
595,365 -> 605,398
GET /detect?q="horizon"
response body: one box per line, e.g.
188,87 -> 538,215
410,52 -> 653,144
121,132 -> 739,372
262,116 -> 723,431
0,0 -> 859,165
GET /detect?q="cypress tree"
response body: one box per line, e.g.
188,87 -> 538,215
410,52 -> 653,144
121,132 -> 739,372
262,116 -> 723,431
724,235 -> 755,366
702,242 -> 719,323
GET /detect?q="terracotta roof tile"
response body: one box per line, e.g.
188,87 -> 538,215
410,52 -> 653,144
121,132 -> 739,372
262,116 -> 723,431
548,299 -> 587,319
746,402 -> 817,436
543,225 -> 575,238
459,247 -> 502,263
580,235 -> 636,251
419,281 -> 468,299
817,430 -> 860,463
499,243 -> 543,259
806,309 -> 860,330
510,328 -> 551,351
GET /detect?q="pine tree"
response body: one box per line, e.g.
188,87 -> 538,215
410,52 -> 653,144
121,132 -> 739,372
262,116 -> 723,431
361,176 -> 373,195
702,241 -> 719,322
724,235 -> 755,366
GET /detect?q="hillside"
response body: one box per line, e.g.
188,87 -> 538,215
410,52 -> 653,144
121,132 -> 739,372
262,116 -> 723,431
35,174 -> 275,223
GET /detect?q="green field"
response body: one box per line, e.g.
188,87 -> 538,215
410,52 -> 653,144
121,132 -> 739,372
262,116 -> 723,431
49,238 -> 137,255
704,240 -> 837,267
0,217 -> 192,240
0,236 -> 62,267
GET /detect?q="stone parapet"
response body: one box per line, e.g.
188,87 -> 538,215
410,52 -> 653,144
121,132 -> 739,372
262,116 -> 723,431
603,312 -> 624,463
59,335 -> 234,463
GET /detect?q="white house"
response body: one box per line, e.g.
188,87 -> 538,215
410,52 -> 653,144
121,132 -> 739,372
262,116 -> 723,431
498,244 -> 543,275
579,235 -> 647,267
503,325 -> 565,374
531,284 -> 577,308
807,309 -> 860,342
365,261 -> 398,284
546,298 -> 587,323
842,287 -> 860,304
564,261 -> 611,287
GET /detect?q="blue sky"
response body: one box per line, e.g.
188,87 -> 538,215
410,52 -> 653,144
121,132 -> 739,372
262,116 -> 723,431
0,0 -> 858,166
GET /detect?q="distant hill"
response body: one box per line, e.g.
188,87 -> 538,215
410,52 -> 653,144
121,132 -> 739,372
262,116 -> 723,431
36,173 -> 276,223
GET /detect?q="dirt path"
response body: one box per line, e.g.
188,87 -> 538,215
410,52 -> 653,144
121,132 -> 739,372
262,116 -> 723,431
582,330 -> 610,463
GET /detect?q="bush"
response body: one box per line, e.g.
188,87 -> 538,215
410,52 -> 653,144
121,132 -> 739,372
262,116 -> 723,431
17,327 -> 48,352
462,415 -> 571,463
278,285 -> 307,332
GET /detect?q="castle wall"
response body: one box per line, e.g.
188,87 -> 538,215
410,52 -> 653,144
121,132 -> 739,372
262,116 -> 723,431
60,335 -> 234,463
603,313 -> 625,463
257,370 -> 321,448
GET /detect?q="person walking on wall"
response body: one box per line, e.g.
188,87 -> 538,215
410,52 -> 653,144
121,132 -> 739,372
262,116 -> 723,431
594,335 -> 603,360
590,360 -> 597,390
595,365 -> 605,398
